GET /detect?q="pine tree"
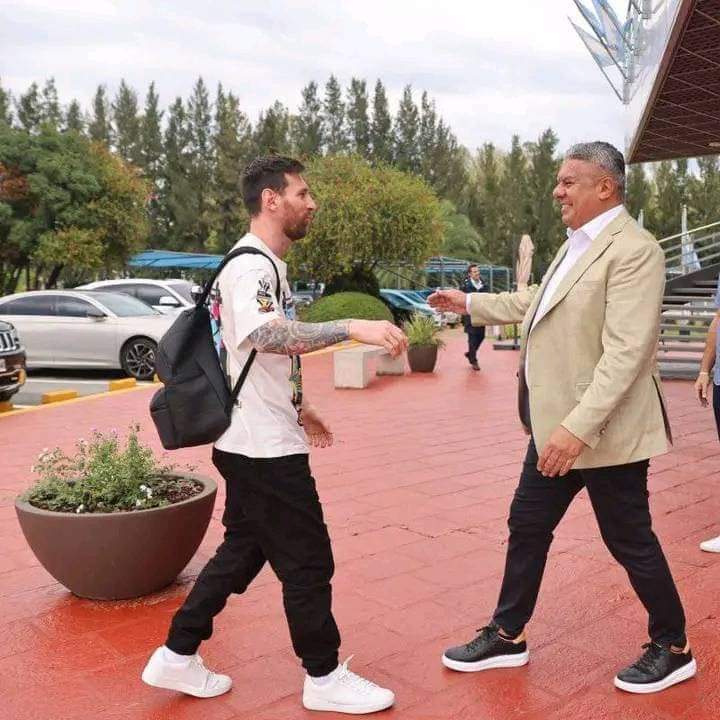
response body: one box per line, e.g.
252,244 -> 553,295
161,97 -> 195,250
418,91 -> 437,184
0,78 -> 12,126
653,160 -> 688,239
291,81 -> 323,158
254,101 -> 291,155
64,100 -> 85,133
476,143 -> 504,264
186,77 -> 214,251
209,85 -> 252,252
322,75 -> 347,155
112,80 -> 142,166
429,119 -> 467,207
393,85 -> 420,174
346,78 -> 370,158
625,163 -> 652,221
370,79 -> 392,164
140,82 -> 164,181
88,85 -> 113,145
498,135 -> 530,264
40,78 -> 62,128
15,82 -> 42,133
526,128 -> 562,267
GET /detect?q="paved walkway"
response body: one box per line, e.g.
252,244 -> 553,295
1,331 -> 719,720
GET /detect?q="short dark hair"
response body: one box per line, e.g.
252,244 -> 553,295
241,155 -> 305,216
467,263 -> 478,273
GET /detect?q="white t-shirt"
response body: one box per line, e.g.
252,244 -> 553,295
213,233 -> 308,458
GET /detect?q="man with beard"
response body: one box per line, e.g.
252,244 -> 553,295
142,156 -> 404,714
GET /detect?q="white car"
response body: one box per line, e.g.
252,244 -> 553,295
0,290 -> 175,380
76,278 -> 201,314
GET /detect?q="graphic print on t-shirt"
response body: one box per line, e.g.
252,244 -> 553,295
256,279 -> 276,313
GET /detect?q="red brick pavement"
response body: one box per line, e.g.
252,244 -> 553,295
1,330 -> 719,720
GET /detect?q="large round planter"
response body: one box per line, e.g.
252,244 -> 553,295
15,474 -> 217,600
407,344 -> 439,373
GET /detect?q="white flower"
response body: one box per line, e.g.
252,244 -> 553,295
135,498 -> 143,507
76,504 -> 84,514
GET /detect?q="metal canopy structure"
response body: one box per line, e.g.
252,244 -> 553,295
571,0 -> 720,163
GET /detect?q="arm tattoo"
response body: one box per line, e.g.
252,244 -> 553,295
248,318 -> 350,355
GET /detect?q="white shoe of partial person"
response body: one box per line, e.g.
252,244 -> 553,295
141,646 -> 232,698
700,535 -> 720,553
302,656 -> 395,714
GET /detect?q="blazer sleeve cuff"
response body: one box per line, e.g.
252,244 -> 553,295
561,412 -> 602,450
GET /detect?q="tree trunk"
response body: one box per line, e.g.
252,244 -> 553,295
46,264 -> 63,289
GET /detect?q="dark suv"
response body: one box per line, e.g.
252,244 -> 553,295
0,320 -> 26,402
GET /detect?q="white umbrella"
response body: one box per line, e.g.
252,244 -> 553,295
515,234 -> 534,290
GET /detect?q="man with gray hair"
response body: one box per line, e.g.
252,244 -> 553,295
429,141 -> 694,694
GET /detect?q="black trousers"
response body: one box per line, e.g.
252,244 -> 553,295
493,439 -> 686,646
166,449 -> 340,676
466,327 -> 485,363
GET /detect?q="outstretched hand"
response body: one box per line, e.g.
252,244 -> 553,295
427,289 -> 467,315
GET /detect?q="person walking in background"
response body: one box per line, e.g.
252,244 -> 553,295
694,274 -> 720,553
429,141 -> 694,694
461,264 -> 488,371
142,156 -> 403,714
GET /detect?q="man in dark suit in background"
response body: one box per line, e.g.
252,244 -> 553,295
462,264 -> 488,371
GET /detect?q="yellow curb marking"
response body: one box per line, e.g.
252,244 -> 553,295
41,389 -> 79,404
109,378 -> 137,391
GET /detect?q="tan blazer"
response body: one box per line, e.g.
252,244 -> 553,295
469,209 -> 671,469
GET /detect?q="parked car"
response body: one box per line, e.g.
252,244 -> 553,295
415,288 -> 461,327
379,289 -> 442,327
0,320 -> 26,402
0,291 -> 175,380
76,279 -> 201,314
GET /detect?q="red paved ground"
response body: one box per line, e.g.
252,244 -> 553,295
1,330 -> 719,720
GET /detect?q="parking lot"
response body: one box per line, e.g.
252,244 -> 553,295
11,369 -> 156,408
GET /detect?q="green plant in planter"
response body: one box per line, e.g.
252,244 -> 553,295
403,313 -> 446,348
24,425 -> 199,514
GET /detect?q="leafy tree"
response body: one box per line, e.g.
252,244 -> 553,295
291,155 -> 442,285
88,85 -> 112,145
140,82 -> 163,180
438,199 -> 485,261
393,85 -> 420,174
474,143 -> 504,264
429,120 -> 467,208
418,92 -> 436,183
370,80 -> 393,164
346,78 -> 370,158
15,82 -> 42,133
0,125 -> 148,292
291,81 -> 323,158
498,135 -> 530,264
652,160 -> 687,239
687,155 -> 720,229
112,79 -> 142,166
186,77 -> 213,250
322,75 -> 347,155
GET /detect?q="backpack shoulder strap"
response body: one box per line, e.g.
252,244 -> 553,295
197,246 -> 282,307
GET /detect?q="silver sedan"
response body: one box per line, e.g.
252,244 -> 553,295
0,290 -> 176,380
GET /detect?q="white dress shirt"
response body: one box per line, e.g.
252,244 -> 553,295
523,204 -> 625,383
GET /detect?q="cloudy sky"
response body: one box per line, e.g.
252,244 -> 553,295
1,0 -> 627,153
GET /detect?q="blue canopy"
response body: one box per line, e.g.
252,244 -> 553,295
128,249 -> 223,270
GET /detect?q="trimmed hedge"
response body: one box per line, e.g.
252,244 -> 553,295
300,291 -> 393,323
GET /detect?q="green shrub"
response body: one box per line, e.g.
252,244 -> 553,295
301,291 -> 393,323
22,425 -> 198,514
404,313 -> 446,348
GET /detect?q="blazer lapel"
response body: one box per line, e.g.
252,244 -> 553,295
534,210 -> 632,323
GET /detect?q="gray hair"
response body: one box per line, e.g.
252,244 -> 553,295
565,141 -> 625,197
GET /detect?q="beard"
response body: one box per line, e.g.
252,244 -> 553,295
284,215 -> 312,241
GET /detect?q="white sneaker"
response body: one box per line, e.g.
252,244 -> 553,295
141,646 -> 232,698
302,657 -> 395,714
700,535 -> 720,553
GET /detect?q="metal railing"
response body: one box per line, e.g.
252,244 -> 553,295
658,220 -> 720,278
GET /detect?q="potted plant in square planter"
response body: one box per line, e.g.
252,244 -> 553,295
15,425 -> 216,600
404,312 -> 446,373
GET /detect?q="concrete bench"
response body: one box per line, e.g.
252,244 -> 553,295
333,344 -> 405,389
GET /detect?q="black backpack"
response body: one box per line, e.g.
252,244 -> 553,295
149,246 -> 281,450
